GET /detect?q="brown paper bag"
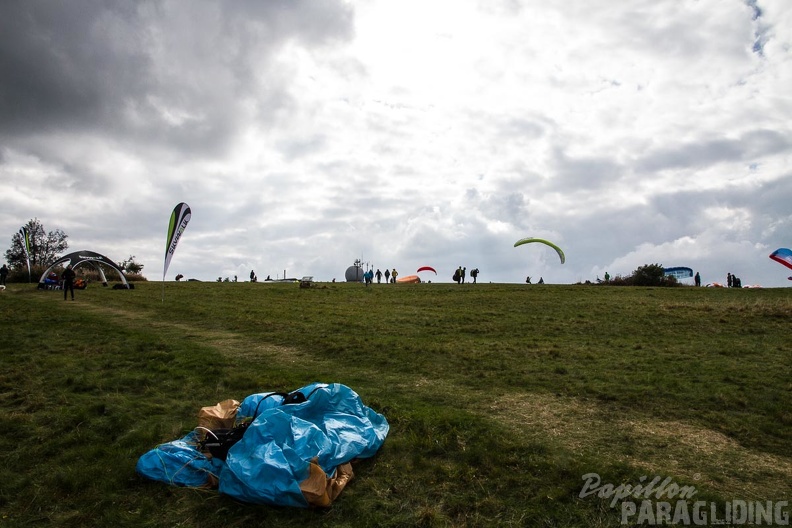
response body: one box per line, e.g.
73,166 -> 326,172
197,399 -> 240,431
299,457 -> 355,507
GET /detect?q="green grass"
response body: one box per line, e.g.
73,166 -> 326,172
0,281 -> 790,527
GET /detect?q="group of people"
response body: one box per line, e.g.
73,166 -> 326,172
726,272 -> 742,288
452,267 -> 479,284
371,268 -> 399,284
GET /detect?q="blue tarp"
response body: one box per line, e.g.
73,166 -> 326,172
136,383 -> 388,507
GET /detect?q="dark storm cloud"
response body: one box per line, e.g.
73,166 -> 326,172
0,0 -> 354,155
0,2 -> 147,135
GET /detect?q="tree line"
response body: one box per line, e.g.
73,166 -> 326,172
3,219 -> 145,283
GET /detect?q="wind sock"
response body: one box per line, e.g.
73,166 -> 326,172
19,226 -> 31,282
163,202 -> 191,282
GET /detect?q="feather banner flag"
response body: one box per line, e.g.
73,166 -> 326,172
19,226 -> 32,282
162,203 -> 191,299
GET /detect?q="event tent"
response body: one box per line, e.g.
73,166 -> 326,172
38,250 -> 129,288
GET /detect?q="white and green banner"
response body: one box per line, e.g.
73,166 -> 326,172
163,202 -> 191,283
19,226 -> 31,282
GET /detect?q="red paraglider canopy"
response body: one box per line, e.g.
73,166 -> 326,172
417,266 -> 437,274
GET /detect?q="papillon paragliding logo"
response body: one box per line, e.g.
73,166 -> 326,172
19,226 -> 32,282
162,203 -> 191,300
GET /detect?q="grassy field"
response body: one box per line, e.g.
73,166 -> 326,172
0,280 -> 790,527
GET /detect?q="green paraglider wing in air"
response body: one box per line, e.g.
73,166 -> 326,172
513,237 -> 565,264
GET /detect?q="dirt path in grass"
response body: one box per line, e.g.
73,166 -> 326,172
74,302 -> 792,501
76,302 -> 314,362
488,392 -> 792,501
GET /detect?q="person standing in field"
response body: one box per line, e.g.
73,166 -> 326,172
461,267 -> 466,284
391,268 -> 398,283
694,272 -> 701,287
375,269 -> 382,283
384,269 -> 390,283
62,265 -> 76,301
0,264 -> 8,286
470,268 -> 479,284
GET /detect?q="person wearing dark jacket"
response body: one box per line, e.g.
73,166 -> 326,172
62,265 -> 76,301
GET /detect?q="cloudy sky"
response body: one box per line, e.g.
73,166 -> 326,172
2,0 -> 791,286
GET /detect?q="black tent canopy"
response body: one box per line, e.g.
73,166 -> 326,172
39,250 -> 129,288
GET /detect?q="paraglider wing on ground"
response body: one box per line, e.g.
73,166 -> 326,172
135,383 -> 389,508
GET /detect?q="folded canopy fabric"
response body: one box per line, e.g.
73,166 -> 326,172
136,383 -> 389,507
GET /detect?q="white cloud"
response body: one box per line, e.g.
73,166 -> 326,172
1,0 -> 791,286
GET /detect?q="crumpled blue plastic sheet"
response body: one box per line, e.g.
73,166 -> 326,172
136,383 -> 389,507
135,431 -> 223,488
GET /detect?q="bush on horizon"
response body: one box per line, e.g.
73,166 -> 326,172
595,263 -> 679,287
